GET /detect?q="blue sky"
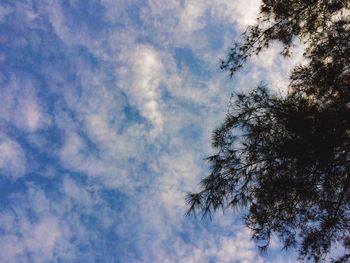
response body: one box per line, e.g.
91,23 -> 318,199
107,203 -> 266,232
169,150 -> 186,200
0,1 -> 304,262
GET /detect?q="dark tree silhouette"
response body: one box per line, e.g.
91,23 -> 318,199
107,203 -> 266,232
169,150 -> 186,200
187,1 -> 350,262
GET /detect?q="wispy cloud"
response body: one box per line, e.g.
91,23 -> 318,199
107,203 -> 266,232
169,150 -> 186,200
118,45 -> 165,133
0,75 -> 50,133
0,133 -> 26,179
0,0 -> 299,262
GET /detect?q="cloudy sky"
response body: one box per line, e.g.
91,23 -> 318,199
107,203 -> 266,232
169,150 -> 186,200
0,0 -> 304,262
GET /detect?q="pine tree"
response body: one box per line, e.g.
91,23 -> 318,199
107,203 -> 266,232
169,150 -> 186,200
187,1 -> 350,261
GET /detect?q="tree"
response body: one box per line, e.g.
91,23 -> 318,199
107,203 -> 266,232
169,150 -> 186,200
187,1 -> 350,262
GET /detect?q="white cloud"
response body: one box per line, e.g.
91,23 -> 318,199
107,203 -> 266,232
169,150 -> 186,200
0,75 -> 50,132
20,98 -> 43,131
58,122 -> 142,190
21,216 -> 64,262
100,0 -> 138,23
244,40 -> 306,94
46,1 -> 81,45
141,227 -> 263,263
214,231 -> 263,263
0,4 -> 11,23
118,45 -> 165,133
198,233 -> 262,263
139,0 -> 261,51
139,0 -> 207,49
180,1 -> 206,32
0,134 -> 26,179
209,0 -> 261,29
0,185 -> 75,263
59,131 -> 119,179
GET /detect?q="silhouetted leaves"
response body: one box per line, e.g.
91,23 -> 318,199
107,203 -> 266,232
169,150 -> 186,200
188,1 -> 350,262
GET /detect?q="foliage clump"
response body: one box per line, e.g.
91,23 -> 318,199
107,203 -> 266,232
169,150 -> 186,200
187,1 -> 350,262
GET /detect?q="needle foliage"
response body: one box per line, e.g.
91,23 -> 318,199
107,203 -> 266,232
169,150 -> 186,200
187,1 -> 350,262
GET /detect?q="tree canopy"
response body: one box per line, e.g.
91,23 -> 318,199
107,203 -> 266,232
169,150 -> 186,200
187,1 -> 350,262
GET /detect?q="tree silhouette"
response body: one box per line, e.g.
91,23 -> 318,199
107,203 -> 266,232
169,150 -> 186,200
187,1 -> 350,262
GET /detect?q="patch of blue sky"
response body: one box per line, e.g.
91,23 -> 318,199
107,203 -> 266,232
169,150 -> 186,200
123,102 -> 145,124
0,176 -> 27,210
60,0 -> 108,35
203,9 -> 233,51
174,47 -> 212,79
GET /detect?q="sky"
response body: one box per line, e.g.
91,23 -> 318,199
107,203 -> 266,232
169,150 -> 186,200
0,1 -> 304,262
